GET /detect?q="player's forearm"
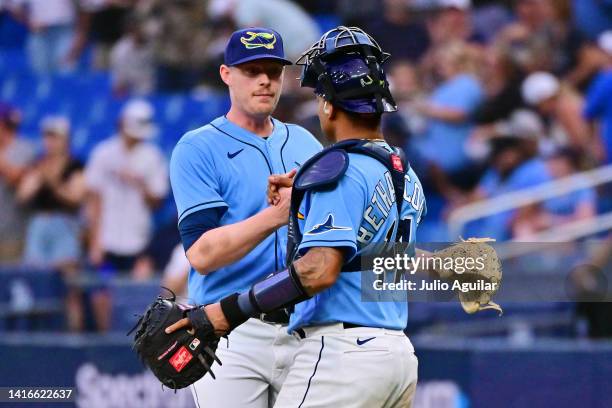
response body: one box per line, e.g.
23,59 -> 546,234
292,247 -> 343,295
187,206 -> 283,274
204,247 -> 342,335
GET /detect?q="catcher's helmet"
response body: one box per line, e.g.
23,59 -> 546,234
296,26 -> 397,114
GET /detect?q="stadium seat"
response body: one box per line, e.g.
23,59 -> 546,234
0,267 -> 66,331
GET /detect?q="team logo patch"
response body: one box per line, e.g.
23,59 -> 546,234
305,214 -> 351,235
391,154 -> 403,172
297,211 -> 305,220
157,340 -> 178,361
169,346 -> 193,372
189,338 -> 200,351
240,31 -> 276,50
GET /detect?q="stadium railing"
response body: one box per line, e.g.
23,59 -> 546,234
448,163 -> 612,250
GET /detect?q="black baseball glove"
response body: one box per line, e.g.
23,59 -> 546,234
129,289 -> 222,389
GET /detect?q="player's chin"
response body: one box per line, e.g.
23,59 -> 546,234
250,101 -> 277,116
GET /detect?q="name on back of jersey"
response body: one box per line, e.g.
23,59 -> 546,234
357,171 -> 425,245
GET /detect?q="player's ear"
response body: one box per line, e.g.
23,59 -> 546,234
324,101 -> 338,120
220,65 -> 231,86
323,100 -> 335,117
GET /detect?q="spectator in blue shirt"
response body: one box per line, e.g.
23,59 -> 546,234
414,41 -> 484,188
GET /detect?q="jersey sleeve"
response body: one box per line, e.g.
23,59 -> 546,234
170,141 -> 228,224
297,174 -> 366,262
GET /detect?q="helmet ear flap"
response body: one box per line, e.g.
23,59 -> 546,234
300,64 -> 318,88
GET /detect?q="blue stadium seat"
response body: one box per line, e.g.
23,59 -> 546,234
0,13 -> 27,49
0,47 -> 29,76
0,71 -> 37,105
0,267 -> 66,331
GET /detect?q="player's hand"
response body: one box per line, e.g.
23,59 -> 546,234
165,304 -> 229,337
268,186 -> 292,228
268,169 -> 296,205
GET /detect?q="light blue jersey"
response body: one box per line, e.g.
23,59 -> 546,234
289,140 -> 426,331
170,116 -> 322,304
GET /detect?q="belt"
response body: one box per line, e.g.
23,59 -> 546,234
294,322 -> 362,339
259,309 -> 290,325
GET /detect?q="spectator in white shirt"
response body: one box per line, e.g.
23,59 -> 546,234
85,99 -> 168,332
85,99 -> 168,274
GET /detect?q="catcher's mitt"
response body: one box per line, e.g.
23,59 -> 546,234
129,289 -> 222,389
433,238 -> 503,315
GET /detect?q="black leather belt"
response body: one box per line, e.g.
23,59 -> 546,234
294,322 -> 363,339
259,309 -> 290,325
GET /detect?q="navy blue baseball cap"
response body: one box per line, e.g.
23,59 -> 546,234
224,27 -> 292,66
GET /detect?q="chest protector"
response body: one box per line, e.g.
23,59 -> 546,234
286,139 -> 410,271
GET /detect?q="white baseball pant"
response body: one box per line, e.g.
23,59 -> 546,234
273,323 -> 418,408
190,318 -> 299,408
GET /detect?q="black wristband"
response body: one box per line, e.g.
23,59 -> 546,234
185,307 -> 213,339
219,293 -> 250,331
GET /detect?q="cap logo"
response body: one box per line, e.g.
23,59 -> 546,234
240,31 -> 276,50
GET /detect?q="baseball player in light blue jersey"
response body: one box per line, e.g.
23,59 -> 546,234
170,28 -> 322,407
168,26 -> 427,407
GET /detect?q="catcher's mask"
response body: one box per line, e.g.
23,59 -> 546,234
296,26 -> 397,114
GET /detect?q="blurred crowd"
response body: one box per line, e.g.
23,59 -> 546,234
0,0 -> 611,333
